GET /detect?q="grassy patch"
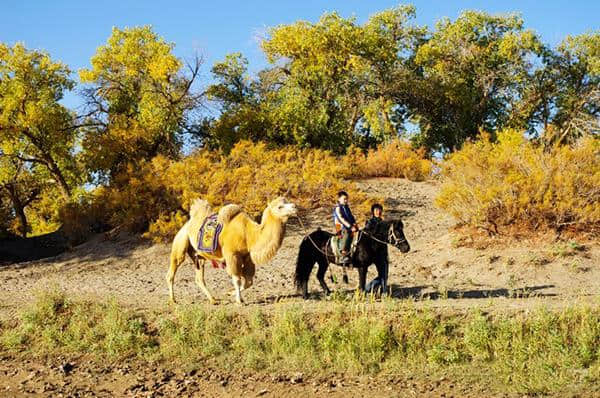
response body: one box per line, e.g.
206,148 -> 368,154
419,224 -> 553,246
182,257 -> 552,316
2,291 -> 600,394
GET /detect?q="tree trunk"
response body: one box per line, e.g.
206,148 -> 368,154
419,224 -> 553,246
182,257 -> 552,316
14,202 -> 28,238
45,156 -> 71,198
5,186 -> 28,237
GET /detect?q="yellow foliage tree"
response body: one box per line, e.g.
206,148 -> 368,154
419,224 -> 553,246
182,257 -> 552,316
79,26 -> 202,180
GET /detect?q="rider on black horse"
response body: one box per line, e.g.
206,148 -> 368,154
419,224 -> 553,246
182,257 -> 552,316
332,191 -> 358,264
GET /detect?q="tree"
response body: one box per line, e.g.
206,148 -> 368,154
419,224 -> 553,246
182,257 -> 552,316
0,43 -> 81,199
79,26 -> 203,181
0,154 -> 42,236
0,191 -> 13,238
200,53 -> 272,151
408,11 -> 543,152
258,5 -> 423,152
511,31 -> 600,147
545,32 -> 599,145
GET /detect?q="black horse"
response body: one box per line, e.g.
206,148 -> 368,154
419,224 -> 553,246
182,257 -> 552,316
294,220 -> 410,299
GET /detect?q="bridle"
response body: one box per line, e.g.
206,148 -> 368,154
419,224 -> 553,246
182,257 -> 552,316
388,223 -> 408,247
361,222 -> 407,247
295,215 -> 405,255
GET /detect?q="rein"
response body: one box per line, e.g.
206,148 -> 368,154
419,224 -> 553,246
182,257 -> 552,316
295,215 -> 332,257
295,215 -> 402,253
360,224 -> 407,247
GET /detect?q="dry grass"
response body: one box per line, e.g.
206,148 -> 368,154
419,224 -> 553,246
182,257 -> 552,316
3,291 -> 600,395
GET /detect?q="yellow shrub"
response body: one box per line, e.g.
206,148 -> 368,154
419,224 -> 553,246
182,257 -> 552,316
91,141 -> 374,242
58,191 -> 113,244
436,130 -> 600,235
343,140 -> 432,181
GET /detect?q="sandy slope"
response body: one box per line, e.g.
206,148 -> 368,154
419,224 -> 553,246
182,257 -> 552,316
1,178 -> 598,315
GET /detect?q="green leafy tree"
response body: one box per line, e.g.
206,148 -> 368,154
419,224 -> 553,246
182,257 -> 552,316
259,5 -> 423,152
512,31 -> 599,147
545,32 -> 599,145
200,53 -> 271,151
409,11 -> 543,152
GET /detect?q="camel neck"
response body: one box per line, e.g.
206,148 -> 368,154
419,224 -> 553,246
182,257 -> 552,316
248,208 -> 286,265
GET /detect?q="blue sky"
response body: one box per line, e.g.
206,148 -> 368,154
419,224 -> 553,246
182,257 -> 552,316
2,1 -> 598,109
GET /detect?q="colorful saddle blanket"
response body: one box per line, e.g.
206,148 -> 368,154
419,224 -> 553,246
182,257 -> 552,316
197,214 -> 223,253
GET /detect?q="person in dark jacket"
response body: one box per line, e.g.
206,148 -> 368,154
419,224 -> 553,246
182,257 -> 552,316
364,203 -> 389,294
333,191 -> 357,263
365,203 -> 384,230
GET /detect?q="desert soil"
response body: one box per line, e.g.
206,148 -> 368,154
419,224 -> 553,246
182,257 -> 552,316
1,177 -> 598,397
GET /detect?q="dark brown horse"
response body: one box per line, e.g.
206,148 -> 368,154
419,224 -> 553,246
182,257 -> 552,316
294,220 -> 410,299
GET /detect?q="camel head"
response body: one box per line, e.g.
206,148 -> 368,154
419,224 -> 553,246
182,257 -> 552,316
267,197 -> 297,221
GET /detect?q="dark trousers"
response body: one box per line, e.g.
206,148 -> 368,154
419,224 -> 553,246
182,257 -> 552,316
339,228 -> 352,253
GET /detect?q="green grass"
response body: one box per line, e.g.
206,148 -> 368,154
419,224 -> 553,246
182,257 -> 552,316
2,290 -> 600,394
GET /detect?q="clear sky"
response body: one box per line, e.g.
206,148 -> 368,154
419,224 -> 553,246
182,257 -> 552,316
2,1 -> 598,109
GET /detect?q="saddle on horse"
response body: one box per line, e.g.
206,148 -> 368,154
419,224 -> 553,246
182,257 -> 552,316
330,232 -> 359,265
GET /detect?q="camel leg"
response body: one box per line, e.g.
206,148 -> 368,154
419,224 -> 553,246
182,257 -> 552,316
227,254 -> 255,297
241,254 -> 256,290
231,275 -> 244,304
185,246 -> 217,305
193,257 -> 217,305
225,251 -> 244,304
166,247 -> 185,304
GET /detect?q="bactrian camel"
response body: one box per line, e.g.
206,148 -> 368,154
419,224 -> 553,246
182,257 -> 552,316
167,197 -> 297,304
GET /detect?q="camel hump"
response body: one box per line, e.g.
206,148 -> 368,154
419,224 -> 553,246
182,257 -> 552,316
190,199 -> 212,219
218,204 -> 243,225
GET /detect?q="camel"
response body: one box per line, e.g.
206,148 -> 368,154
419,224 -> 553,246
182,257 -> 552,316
167,197 -> 297,305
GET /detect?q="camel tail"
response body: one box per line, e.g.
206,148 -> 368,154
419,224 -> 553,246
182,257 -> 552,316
217,204 -> 243,225
190,199 -> 212,220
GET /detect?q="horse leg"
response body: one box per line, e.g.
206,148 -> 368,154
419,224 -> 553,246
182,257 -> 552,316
357,266 -> 368,292
316,258 -> 331,296
379,256 -> 389,296
295,239 -> 319,299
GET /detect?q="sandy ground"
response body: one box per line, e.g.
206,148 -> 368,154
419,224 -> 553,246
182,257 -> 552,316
1,178 -> 598,313
1,177 -> 599,396
4,353 -> 554,398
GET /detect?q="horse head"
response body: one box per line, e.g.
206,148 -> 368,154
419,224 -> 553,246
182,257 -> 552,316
388,219 -> 410,253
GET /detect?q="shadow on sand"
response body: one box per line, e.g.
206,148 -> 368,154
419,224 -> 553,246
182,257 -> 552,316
296,284 -> 556,301
389,284 -> 557,300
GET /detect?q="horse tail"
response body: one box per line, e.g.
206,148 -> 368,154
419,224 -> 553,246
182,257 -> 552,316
295,234 -> 317,290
